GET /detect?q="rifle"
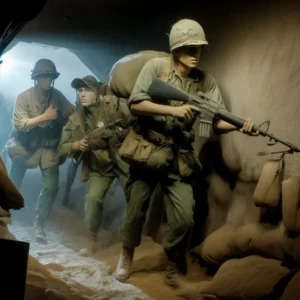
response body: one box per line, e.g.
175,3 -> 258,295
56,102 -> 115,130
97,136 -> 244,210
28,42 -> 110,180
147,78 -> 300,156
76,117 -> 135,163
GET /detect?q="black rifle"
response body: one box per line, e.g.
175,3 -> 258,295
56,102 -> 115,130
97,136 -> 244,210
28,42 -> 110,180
147,78 -> 300,155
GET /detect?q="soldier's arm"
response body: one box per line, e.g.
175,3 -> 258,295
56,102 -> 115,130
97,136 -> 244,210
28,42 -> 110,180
13,94 -> 48,131
57,120 -> 79,157
128,59 -> 177,116
129,59 -> 198,120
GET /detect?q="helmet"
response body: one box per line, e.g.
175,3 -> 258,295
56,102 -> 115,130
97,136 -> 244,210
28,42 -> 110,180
31,59 -> 60,80
71,75 -> 103,93
169,19 -> 208,51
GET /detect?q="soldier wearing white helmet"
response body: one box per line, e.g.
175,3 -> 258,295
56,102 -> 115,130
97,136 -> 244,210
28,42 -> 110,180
115,19 -> 257,287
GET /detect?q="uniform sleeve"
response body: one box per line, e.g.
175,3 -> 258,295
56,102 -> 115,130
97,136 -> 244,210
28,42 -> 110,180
128,58 -> 160,107
13,94 -> 33,132
57,120 -> 77,157
197,73 -> 226,137
58,92 -> 76,120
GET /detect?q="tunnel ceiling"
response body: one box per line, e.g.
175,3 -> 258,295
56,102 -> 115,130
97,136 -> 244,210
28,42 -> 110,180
10,0 -> 254,51
1,0 -> 262,80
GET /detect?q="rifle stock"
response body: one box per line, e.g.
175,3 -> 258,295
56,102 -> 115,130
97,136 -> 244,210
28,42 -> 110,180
147,78 -> 300,153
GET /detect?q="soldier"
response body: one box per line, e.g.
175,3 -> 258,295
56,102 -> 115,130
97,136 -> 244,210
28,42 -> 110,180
115,19 -> 258,287
6,58 -> 75,242
57,75 -> 133,252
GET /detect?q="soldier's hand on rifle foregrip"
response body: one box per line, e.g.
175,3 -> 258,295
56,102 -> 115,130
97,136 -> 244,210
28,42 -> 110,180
171,105 -> 201,122
72,139 -> 89,152
239,118 -> 259,136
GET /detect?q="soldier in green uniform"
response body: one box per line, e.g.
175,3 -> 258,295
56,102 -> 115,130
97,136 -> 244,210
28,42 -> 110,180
115,19 -> 258,287
58,75 -> 133,252
6,59 -> 75,242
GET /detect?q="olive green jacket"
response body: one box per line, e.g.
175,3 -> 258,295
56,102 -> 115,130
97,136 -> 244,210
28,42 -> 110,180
58,100 -> 131,176
128,56 -> 226,179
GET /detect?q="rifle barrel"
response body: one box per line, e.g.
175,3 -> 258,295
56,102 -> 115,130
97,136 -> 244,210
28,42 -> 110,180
147,78 -> 300,153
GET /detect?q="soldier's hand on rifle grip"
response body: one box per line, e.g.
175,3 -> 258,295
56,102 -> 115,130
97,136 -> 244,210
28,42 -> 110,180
72,139 -> 89,152
239,118 -> 259,136
171,105 -> 201,122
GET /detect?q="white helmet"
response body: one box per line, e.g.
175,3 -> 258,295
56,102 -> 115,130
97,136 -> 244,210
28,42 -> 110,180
169,19 -> 208,51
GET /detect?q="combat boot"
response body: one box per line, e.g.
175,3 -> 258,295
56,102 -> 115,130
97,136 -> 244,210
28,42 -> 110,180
164,260 -> 190,289
115,247 -> 134,282
33,220 -> 47,244
79,231 -> 98,256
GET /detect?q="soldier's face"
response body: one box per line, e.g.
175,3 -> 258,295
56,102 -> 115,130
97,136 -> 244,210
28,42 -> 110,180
174,46 -> 202,68
78,87 -> 97,107
37,75 -> 53,90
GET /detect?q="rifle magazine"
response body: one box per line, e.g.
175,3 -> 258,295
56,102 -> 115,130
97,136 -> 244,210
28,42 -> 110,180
198,119 -> 213,138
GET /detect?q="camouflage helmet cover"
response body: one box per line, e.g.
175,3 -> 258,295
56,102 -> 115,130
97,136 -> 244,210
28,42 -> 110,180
169,19 -> 208,51
31,58 -> 60,80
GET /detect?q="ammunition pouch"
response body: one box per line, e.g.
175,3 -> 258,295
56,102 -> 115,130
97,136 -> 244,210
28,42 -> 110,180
5,137 -> 30,162
7,124 -> 64,165
118,127 -> 174,170
178,148 -> 201,177
176,130 -> 195,149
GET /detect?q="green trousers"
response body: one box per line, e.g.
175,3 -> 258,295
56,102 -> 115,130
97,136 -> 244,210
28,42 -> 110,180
85,166 -> 128,234
9,161 -> 59,222
121,168 -> 195,252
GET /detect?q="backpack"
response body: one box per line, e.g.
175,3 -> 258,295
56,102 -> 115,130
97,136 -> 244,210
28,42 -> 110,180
109,50 -> 169,98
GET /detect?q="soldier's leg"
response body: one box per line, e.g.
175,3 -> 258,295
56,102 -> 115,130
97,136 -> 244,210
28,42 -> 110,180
163,179 -> 195,288
116,169 -> 156,281
34,166 -> 59,243
85,172 -> 114,234
8,161 -> 27,190
62,159 -> 79,208
114,167 -> 129,192
35,166 -> 59,223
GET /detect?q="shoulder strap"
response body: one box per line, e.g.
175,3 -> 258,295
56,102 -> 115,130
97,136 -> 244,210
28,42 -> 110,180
190,82 -> 199,96
159,57 -> 198,96
159,56 -> 172,82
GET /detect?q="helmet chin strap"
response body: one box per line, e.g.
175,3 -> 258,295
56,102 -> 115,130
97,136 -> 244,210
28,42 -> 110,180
33,79 -> 55,106
33,78 -> 55,90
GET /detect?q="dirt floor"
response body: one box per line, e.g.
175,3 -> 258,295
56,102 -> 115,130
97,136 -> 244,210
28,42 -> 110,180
96,236 -> 212,300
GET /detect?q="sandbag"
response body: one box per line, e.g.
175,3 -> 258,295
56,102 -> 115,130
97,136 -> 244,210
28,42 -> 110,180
109,50 -> 169,98
197,256 -> 289,299
279,271 -> 300,300
191,224 -> 232,265
253,159 -> 284,208
282,176 -> 300,232
191,223 -> 285,266
282,230 -> 300,267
